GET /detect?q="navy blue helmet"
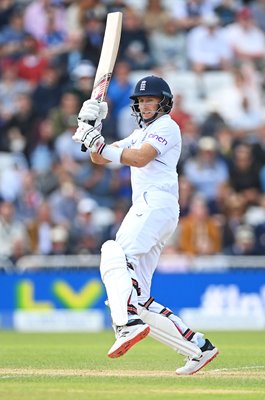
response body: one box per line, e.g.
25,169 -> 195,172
130,75 -> 173,102
130,76 -> 173,126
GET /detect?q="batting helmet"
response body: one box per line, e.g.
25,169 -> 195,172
130,76 -> 173,126
130,75 -> 173,102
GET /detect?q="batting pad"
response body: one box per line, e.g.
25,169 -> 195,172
100,240 -> 132,326
138,307 -> 202,358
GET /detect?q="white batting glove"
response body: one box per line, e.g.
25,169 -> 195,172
78,99 -> 108,126
72,120 -> 93,144
72,121 -> 105,153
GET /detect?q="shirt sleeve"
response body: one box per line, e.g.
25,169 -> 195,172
144,119 -> 181,156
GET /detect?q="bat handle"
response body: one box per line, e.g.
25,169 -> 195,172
81,143 -> 87,152
80,119 -> 96,152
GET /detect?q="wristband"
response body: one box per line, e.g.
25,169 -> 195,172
100,145 -> 123,164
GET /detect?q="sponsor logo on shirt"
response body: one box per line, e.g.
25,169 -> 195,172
147,133 -> 167,145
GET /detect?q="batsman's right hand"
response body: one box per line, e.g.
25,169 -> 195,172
72,121 -> 105,153
78,99 -> 108,125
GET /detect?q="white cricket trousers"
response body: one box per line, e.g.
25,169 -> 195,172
116,190 -> 179,303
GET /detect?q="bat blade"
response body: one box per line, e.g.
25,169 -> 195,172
81,12 -> 123,151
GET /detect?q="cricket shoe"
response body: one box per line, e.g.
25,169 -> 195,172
176,339 -> 219,375
108,319 -> 150,358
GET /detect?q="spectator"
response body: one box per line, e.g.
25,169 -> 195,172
252,123 -> 265,171
170,94 -> 193,133
48,178 -> 86,228
65,31 -> 86,76
250,0 -> 265,32
113,165 -> 132,204
75,162 -> 120,208
16,34 -> 49,88
178,175 -> 195,217
225,7 -> 265,70
23,0 -> 66,41
183,136 -> 229,212
199,101 -> 226,137
209,65 -> 263,132
142,0 -> 171,33
149,17 -> 187,71
0,60 -> 31,126
169,0 -> 217,32
27,200 -> 54,254
0,6 -> 28,60
49,224 -> 70,255
0,153 -> 28,202
0,200 -> 29,261
187,13 -> 232,73
32,62 -> 63,118
54,114 -> 89,170
69,59 -> 95,103
229,95 -> 263,134
107,61 -> 134,139
229,142 -> 262,206
178,118 -> 201,174
177,194 -> 222,255
119,8 -> 154,70
64,0 -> 82,35
116,103 -> 138,140
48,89 -> 80,137
6,92 -> 40,161
30,118 -> 56,175
81,9 -> 105,67
0,0 -> 16,31
65,0 -> 106,36
15,170 -> 43,225
215,124 -> 234,164
34,160 -> 60,198
214,0 -> 237,27
41,4 -> 69,63
221,192 -> 247,251
69,197 -> 102,254
224,224 -> 257,255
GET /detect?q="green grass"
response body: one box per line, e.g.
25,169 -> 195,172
0,331 -> 265,400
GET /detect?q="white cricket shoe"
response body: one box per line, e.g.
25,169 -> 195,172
108,319 -> 150,358
176,339 -> 219,375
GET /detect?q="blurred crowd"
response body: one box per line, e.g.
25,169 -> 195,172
0,0 -> 265,264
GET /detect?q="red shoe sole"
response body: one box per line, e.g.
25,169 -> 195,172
108,326 -> 150,359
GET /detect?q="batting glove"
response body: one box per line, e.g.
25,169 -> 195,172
78,99 -> 108,126
72,121 -> 105,153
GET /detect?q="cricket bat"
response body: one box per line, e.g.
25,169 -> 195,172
81,11 -> 123,152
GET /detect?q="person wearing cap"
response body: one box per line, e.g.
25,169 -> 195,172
72,75 -> 219,374
70,60 -> 96,103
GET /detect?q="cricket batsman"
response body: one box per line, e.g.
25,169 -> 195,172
72,75 -> 219,375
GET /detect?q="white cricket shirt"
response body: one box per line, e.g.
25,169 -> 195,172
117,115 -> 181,203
